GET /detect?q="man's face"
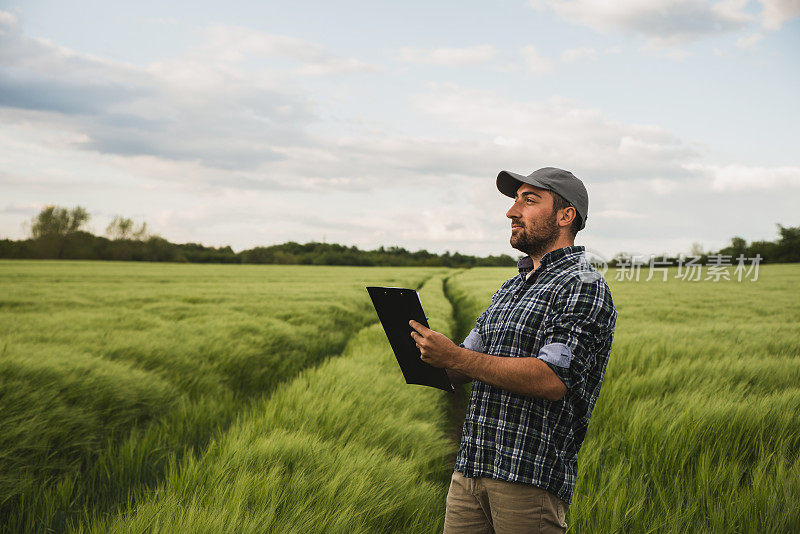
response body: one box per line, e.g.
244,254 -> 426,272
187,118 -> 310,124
506,183 -> 560,257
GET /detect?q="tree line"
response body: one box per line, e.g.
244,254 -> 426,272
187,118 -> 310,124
608,224 -> 800,266
1,205 -> 798,266
0,206 -> 517,267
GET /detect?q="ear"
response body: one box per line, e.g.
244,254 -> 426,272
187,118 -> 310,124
557,206 -> 576,228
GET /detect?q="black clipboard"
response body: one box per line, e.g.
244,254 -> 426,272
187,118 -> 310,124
366,286 -> 454,392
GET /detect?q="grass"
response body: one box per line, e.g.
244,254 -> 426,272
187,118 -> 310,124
446,263 -> 800,532
3,260 -> 799,532
87,271 -> 460,533
0,261 -> 441,532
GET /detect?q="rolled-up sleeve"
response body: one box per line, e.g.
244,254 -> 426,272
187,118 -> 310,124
537,278 -> 615,396
461,328 -> 484,352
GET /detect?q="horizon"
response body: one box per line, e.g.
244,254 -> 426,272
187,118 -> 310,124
7,213 -> 788,262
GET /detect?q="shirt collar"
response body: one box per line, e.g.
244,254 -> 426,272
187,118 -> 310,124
518,245 -> 585,278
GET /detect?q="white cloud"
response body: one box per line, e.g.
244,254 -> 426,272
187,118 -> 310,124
203,26 -> 320,61
758,0 -> 800,29
0,15 -> 383,173
0,12 -> 152,91
685,164 -> 800,190
493,136 -> 522,148
618,136 -> 683,160
398,45 -> 497,65
410,84 -> 697,180
201,26 -> 378,75
641,44 -> 693,61
1,201 -> 45,214
593,209 -> 647,219
0,11 -> 18,26
295,57 -> 379,77
736,32 -> 764,48
520,45 -> 555,74
561,46 -> 622,63
529,0 -> 754,47
648,177 -> 680,195
561,47 -> 598,63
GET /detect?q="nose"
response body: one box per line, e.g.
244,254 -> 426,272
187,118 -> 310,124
506,200 -> 521,219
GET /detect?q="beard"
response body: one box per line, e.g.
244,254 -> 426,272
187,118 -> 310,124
510,211 -> 560,257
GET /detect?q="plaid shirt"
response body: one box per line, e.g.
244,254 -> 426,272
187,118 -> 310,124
454,245 -> 617,504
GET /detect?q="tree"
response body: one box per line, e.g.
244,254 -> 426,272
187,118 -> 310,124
106,216 -> 148,240
30,206 -> 90,258
776,224 -> 800,262
31,206 -> 89,239
729,236 -> 747,255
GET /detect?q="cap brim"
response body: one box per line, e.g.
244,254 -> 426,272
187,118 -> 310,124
496,170 -> 525,198
497,170 -> 551,198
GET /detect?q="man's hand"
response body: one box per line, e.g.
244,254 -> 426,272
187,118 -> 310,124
409,320 -> 461,368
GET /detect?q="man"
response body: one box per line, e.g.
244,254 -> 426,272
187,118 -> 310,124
409,167 -> 617,533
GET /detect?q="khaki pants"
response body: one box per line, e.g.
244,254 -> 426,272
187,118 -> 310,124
443,471 -> 568,534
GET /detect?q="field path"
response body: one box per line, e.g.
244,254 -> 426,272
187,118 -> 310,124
88,271 -> 464,533
0,262 -> 440,533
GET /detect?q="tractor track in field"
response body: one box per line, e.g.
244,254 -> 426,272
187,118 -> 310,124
94,270 -> 462,532
109,276 -> 443,524
442,272 -> 471,465
7,272 -> 442,534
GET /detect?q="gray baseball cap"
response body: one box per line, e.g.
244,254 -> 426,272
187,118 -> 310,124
497,167 -> 588,230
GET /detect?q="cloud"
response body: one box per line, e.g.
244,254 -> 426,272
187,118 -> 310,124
529,0 -> 755,47
593,209 -> 647,219
560,47 -> 594,63
758,0 -> 800,29
409,84 -> 698,181
0,73 -> 697,201
648,177 -> 680,195
0,14 -> 382,172
560,46 -> 622,63
202,26 -> 323,62
736,32 -> 764,48
1,201 -> 45,215
201,26 -> 379,76
0,71 -> 151,115
398,45 -> 497,65
0,12 -> 156,115
520,45 -> 555,74
643,46 -> 694,60
295,58 -> 378,76
263,137 -> 505,191
0,13 -> 152,88
684,164 -> 800,190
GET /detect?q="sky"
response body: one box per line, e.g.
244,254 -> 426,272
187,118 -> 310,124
1,0 -> 799,259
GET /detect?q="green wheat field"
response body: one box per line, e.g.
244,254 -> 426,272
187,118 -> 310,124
1,260 -> 798,533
